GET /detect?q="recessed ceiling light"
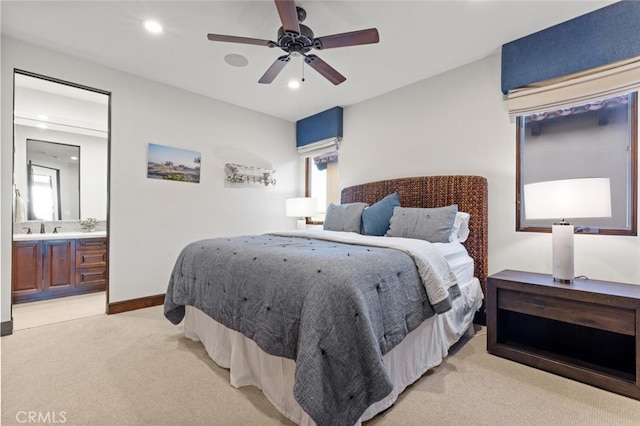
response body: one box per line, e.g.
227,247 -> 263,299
70,156 -> 78,161
224,54 -> 248,68
143,20 -> 163,34
37,123 -> 48,129
288,80 -> 301,89
37,114 -> 48,121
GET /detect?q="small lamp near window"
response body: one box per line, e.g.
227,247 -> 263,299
286,197 -> 319,230
524,178 -> 611,283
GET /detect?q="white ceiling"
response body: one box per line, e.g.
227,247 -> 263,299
1,0 -> 616,123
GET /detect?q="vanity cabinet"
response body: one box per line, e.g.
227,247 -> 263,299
12,237 -> 107,303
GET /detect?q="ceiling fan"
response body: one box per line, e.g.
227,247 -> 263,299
207,0 -> 379,85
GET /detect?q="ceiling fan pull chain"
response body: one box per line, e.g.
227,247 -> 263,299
301,58 -> 305,83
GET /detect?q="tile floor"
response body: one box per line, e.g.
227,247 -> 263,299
11,291 -> 106,331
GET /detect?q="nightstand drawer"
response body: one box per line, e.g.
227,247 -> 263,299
498,289 -> 636,336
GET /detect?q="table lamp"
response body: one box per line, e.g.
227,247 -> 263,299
286,197 -> 319,230
523,178 -> 611,283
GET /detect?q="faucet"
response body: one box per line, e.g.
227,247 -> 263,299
40,223 -> 45,234
53,227 -> 61,234
22,227 -> 32,235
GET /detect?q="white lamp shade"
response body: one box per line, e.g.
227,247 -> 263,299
285,197 -> 319,218
523,177 -> 612,283
523,178 -> 612,220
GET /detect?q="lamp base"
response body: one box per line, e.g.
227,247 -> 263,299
552,223 -> 574,283
296,218 -> 306,230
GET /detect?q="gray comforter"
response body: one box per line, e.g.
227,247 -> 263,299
164,232 -> 460,426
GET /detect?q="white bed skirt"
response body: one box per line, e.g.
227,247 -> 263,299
185,277 -> 483,425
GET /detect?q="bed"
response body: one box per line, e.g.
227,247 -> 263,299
165,175 -> 488,426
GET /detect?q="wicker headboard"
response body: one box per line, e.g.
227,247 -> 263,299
341,175 -> 489,299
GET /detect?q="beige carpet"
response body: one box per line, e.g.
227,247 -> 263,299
1,306 -> 639,426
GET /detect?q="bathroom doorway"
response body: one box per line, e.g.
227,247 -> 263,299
11,71 -> 110,330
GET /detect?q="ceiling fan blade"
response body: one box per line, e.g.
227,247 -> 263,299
313,28 -> 379,50
275,0 -> 300,34
259,55 -> 291,84
304,54 -> 346,85
207,33 -> 271,47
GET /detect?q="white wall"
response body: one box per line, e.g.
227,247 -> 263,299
340,53 -> 640,285
1,37 -> 301,323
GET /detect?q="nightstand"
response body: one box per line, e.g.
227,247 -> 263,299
487,269 -> 640,400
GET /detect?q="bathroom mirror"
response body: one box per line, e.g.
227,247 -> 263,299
26,139 -> 80,220
13,72 -> 109,222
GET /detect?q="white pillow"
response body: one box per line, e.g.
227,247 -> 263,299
449,212 -> 470,243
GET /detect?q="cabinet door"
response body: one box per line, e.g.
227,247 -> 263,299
42,240 -> 76,291
12,241 -> 42,298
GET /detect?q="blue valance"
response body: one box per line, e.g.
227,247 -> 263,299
296,106 -> 343,150
501,1 -> 640,95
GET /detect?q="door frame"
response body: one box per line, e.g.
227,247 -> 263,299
7,69 -> 111,334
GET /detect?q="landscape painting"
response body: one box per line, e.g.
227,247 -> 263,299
147,143 -> 201,183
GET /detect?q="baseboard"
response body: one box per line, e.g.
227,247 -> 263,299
107,294 -> 165,315
1,319 -> 14,336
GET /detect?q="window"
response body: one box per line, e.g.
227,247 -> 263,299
305,152 -> 339,224
29,166 -> 60,221
516,92 -> 637,235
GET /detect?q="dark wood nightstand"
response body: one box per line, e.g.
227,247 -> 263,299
487,269 -> 640,400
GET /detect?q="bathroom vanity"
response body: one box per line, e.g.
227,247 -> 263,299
12,232 -> 107,303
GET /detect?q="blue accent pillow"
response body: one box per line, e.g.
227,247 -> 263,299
362,192 -> 401,236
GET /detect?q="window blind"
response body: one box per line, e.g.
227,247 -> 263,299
506,56 -> 640,118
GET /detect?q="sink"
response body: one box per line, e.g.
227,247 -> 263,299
13,231 -> 107,241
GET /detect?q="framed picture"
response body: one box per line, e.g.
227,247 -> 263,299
147,143 -> 201,183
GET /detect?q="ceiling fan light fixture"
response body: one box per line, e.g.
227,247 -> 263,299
143,20 -> 163,34
207,1 -> 379,86
288,80 -> 301,89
